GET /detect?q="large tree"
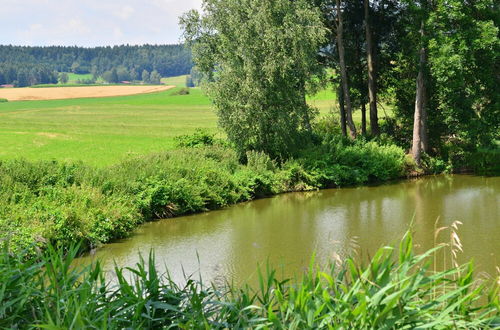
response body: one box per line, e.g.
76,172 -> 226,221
389,0 -> 499,166
364,0 -> 380,136
336,0 -> 357,139
181,0 -> 326,159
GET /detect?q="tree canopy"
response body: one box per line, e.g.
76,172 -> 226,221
181,0 -> 326,159
183,0 -> 498,167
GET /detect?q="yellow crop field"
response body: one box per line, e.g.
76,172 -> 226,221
0,85 -> 175,101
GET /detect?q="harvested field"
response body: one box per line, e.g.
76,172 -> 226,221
0,85 -> 175,101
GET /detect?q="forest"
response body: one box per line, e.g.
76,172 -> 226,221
0,44 -> 192,86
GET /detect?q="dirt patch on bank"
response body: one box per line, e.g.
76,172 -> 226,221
0,85 -> 175,101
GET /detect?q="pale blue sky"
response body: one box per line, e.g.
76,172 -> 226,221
0,0 -> 202,46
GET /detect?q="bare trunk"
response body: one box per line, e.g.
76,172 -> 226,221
412,23 -> 427,166
336,0 -> 356,139
420,85 -> 428,153
361,102 -> 367,135
338,84 -> 347,136
365,0 -> 379,136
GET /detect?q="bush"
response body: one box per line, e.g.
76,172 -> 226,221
76,78 -> 96,85
301,136 -> 406,186
0,98 -> 8,103
171,87 -> 190,95
174,129 -> 214,148
467,148 -> 500,175
422,154 -> 452,174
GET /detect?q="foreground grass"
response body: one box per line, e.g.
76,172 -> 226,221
1,231 -> 498,329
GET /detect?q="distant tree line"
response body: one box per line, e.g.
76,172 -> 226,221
0,63 -> 58,87
100,67 -> 162,84
0,44 -> 192,86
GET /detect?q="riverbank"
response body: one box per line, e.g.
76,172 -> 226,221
1,132 -> 498,257
1,231 -> 498,328
0,135 -> 406,256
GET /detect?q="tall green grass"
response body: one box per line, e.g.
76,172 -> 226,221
1,231 -> 498,328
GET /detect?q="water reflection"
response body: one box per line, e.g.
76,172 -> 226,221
78,175 -> 500,285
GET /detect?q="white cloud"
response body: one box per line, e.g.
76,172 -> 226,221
115,5 -> 135,20
0,0 -> 203,46
113,27 -> 124,38
66,19 -> 91,34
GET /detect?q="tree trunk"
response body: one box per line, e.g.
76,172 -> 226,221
361,103 -> 367,135
412,22 -> 428,166
336,0 -> 356,139
365,0 -> 379,136
338,84 -> 347,136
300,83 -> 313,133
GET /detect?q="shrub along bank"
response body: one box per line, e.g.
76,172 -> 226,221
0,135 -> 407,256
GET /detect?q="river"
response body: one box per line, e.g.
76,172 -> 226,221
78,175 -> 499,285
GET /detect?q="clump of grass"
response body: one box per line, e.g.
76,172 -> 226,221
0,230 -> 498,328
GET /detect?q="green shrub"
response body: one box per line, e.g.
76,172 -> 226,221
0,98 -> 8,103
171,87 -> 190,95
246,150 -> 277,172
174,129 -> 215,148
467,147 -> 500,175
301,136 -> 406,186
422,154 -> 452,174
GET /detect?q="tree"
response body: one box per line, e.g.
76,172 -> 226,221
186,75 -> 195,87
149,70 -> 162,84
364,0 -> 379,136
335,0 -> 356,139
411,21 -> 428,166
117,67 -> 131,81
142,70 -> 150,83
130,68 -> 139,81
181,0 -> 326,159
58,72 -> 69,84
102,68 -> 119,83
70,61 -> 80,73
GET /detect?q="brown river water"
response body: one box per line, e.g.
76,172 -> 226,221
78,175 -> 499,285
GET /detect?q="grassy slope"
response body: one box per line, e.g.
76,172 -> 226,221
0,76 -> 391,166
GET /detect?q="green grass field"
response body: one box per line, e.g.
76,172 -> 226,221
161,75 -> 188,87
66,72 -> 94,82
0,76 -> 389,166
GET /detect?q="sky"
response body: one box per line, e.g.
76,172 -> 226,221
0,0 -> 203,47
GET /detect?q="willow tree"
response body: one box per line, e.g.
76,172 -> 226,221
181,0 -> 326,159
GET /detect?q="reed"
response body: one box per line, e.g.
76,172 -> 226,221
1,230 -> 498,329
